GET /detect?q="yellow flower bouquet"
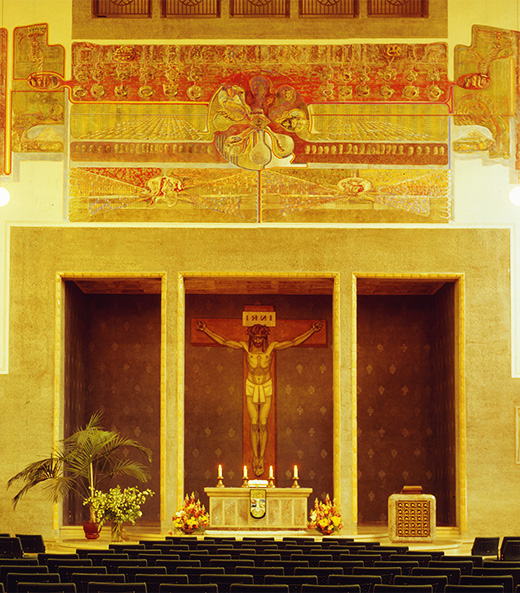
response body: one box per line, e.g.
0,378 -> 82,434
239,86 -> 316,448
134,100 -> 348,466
309,493 -> 343,535
84,485 -> 154,541
172,492 -> 209,534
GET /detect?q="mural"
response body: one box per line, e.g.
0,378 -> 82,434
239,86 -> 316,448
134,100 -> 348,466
453,26 -> 514,166
12,24 -> 66,156
68,167 -> 258,222
65,42 -> 451,223
261,169 -> 450,223
68,44 -> 449,105
6,23 -> 520,220
0,29 -> 6,175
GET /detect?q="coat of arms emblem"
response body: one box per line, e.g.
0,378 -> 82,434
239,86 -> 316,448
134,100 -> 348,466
250,488 -> 266,519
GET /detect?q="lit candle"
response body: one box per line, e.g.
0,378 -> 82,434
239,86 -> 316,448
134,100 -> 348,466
269,465 -> 274,479
243,465 -> 248,479
218,464 -> 223,478
294,465 -> 298,479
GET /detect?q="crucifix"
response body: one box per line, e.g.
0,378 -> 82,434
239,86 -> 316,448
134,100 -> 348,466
191,306 -> 326,478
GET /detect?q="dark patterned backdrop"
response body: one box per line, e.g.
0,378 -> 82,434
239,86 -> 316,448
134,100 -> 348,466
357,287 -> 456,525
64,282 -> 87,438
430,283 -> 456,525
64,288 -> 161,524
64,282 -> 89,525
63,284 -> 455,526
185,294 -> 333,512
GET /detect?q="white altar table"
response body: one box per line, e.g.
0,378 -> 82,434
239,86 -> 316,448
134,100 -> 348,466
204,487 -> 313,530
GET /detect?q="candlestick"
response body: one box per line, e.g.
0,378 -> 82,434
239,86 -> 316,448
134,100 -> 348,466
267,465 -> 275,488
292,464 -> 299,488
216,464 -> 224,487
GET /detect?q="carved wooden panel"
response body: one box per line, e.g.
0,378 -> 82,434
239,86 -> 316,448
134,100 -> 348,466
230,0 -> 289,17
93,0 -> 151,17
299,0 -> 357,18
163,0 -> 220,16
368,0 -> 428,17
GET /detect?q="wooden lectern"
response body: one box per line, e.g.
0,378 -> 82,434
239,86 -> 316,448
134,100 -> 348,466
388,485 -> 436,543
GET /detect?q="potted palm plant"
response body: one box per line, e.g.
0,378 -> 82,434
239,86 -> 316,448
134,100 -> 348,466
7,411 -> 152,539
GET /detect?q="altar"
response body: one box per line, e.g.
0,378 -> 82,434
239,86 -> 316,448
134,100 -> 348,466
204,487 -> 313,530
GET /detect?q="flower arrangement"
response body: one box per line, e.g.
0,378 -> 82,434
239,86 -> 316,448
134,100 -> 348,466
84,485 -> 154,540
172,492 -> 209,534
309,493 -> 343,535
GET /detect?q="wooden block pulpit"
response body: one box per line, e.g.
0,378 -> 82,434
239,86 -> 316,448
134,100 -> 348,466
204,485 -> 313,529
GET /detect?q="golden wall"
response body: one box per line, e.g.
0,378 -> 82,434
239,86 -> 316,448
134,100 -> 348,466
0,224 -> 516,538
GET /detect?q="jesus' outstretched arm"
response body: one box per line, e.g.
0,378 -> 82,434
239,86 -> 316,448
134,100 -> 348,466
272,320 -> 324,351
195,320 -> 244,350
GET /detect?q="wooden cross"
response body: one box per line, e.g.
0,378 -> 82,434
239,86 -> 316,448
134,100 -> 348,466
190,312 -> 326,479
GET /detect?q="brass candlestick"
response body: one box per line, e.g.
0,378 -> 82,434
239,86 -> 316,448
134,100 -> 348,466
242,477 -> 249,487
292,465 -> 299,488
267,465 -> 275,488
216,465 -> 224,487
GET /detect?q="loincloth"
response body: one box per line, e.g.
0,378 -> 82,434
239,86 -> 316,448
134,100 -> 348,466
245,378 -> 273,404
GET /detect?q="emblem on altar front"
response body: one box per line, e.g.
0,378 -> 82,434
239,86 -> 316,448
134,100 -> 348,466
250,488 -> 267,519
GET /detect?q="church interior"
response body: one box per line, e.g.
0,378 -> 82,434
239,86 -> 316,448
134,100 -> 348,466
2,0 -> 520,564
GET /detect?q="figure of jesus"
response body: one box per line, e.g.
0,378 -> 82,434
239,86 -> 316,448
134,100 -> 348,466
195,319 -> 324,476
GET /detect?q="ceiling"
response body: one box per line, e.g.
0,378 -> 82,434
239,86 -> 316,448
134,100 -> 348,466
356,278 -> 449,295
69,276 -> 451,295
71,277 -> 162,294
183,277 -> 335,295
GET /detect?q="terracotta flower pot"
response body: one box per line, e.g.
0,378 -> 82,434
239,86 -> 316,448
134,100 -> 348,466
83,521 -> 101,539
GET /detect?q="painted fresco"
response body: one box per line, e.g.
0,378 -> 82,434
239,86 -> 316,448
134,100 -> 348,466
12,24 -> 66,155
262,169 -> 451,223
65,42 -> 450,223
0,29 -> 6,175
68,44 -> 449,105
516,34 -> 520,179
68,167 -> 258,222
454,26 -> 515,164
7,24 -> 520,221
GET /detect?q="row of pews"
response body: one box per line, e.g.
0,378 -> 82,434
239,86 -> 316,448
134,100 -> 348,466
0,534 -> 518,593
